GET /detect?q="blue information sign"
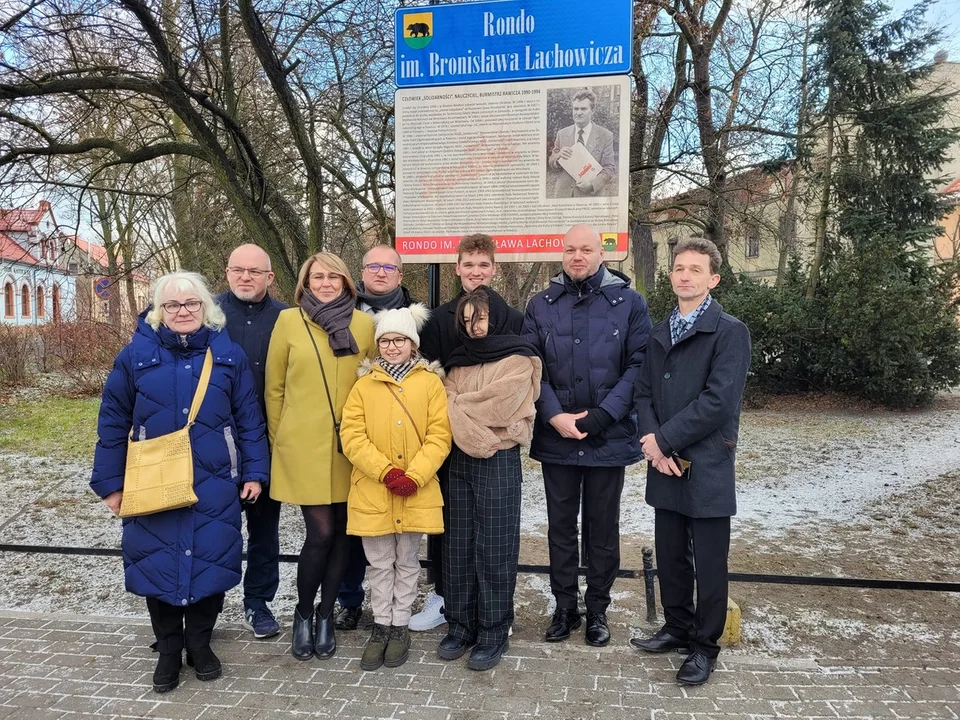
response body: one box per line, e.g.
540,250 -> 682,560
395,0 -> 632,88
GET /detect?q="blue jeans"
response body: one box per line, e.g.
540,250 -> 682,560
242,493 -> 282,612
337,535 -> 368,608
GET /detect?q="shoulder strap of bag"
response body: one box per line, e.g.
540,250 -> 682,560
300,309 -> 341,437
385,383 -> 424,446
186,348 -> 214,426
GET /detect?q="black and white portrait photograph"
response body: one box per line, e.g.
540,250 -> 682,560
545,84 -> 621,200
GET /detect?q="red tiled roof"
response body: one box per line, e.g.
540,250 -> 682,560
0,231 -> 39,266
68,235 -> 109,266
943,178 -> 960,195
0,200 -> 52,233
63,234 -> 150,284
649,164 -> 795,221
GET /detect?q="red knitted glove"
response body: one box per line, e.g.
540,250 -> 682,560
385,472 -> 418,497
383,468 -> 405,485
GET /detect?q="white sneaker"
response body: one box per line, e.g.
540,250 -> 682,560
409,591 -> 446,631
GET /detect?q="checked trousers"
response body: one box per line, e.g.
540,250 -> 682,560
442,445 -> 522,646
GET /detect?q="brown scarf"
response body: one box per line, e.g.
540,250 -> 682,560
299,289 -> 359,357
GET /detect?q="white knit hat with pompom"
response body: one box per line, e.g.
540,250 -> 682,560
373,303 -> 431,348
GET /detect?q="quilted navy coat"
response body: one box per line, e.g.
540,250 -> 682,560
521,268 -> 652,467
91,316 -> 269,606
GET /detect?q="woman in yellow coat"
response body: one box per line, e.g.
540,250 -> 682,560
340,303 -> 451,672
265,252 -> 375,662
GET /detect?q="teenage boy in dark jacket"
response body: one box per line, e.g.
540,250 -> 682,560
218,243 -> 288,640
522,224 -> 652,648
416,233 -> 523,634
631,237 -> 750,687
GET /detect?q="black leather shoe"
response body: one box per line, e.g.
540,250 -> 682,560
629,628 -> 690,654
585,612 -> 611,647
467,638 -> 509,671
437,633 -> 476,660
185,646 -> 222,681
334,605 -> 363,631
314,610 -> 337,659
544,608 -> 582,642
291,607 -> 314,661
676,651 -> 716,686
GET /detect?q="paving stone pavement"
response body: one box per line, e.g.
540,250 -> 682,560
0,610 -> 957,720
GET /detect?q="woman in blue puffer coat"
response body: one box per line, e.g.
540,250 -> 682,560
91,271 -> 269,694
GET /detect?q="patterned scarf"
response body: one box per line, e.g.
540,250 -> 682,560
378,356 -> 417,383
299,289 -> 359,357
669,294 -> 712,346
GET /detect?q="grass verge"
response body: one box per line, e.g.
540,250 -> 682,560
0,396 -> 99,462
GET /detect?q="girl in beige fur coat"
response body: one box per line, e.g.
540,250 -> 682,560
438,286 -> 542,671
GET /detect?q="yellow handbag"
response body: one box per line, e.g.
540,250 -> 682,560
118,349 -> 213,518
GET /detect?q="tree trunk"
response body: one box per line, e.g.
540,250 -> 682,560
807,112 -> 834,298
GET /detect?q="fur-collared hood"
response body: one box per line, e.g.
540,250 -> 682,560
357,355 -> 445,380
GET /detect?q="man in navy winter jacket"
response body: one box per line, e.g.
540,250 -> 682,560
218,244 -> 288,639
522,224 -> 652,648
630,237 -> 750,687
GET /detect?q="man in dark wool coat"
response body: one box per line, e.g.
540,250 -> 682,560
631,237 -> 751,687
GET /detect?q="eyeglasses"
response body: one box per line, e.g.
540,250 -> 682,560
363,263 -> 400,275
161,300 -> 202,313
226,267 -> 269,278
309,273 -> 343,283
378,336 -> 409,349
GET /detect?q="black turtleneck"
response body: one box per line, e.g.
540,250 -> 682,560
217,291 -> 288,415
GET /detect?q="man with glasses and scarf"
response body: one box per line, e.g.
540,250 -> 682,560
218,244 -> 288,640
334,244 -> 419,632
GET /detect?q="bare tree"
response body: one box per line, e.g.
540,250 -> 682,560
0,0 -> 395,295
652,0 -> 805,262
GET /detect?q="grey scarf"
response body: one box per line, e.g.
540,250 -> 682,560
299,290 -> 359,357
356,283 -> 407,313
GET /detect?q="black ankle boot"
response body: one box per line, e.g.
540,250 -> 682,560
291,607 -> 314,660
150,639 -> 183,693
314,609 -> 337,659
185,646 -> 222,681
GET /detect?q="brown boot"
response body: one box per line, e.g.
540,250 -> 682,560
383,625 -> 410,668
360,623 -> 390,671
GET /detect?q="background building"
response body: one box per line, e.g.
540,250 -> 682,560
0,201 -> 76,325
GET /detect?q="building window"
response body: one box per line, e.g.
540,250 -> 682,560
52,285 -> 61,323
745,223 -> 761,259
3,284 -> 12,318
40,240 -> 47,260
36,286 -> 45,317
21,285 -> 31,317
779,211 -> 797,250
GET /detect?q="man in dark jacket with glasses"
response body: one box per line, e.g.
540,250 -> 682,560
218,244 -> 287,640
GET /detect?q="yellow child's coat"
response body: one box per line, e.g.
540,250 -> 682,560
340,358 -> 451,536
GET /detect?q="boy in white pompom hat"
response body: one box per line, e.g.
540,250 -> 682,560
339,303 -> 452,671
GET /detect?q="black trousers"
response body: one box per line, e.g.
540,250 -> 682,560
426,456 -> 451,597
542,463 -> 625,614
337,535 -> 368,609
654,508 -> 730,659
443,446 -> 522,645
243,494 -> 281,612
145,593 -> 224,655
